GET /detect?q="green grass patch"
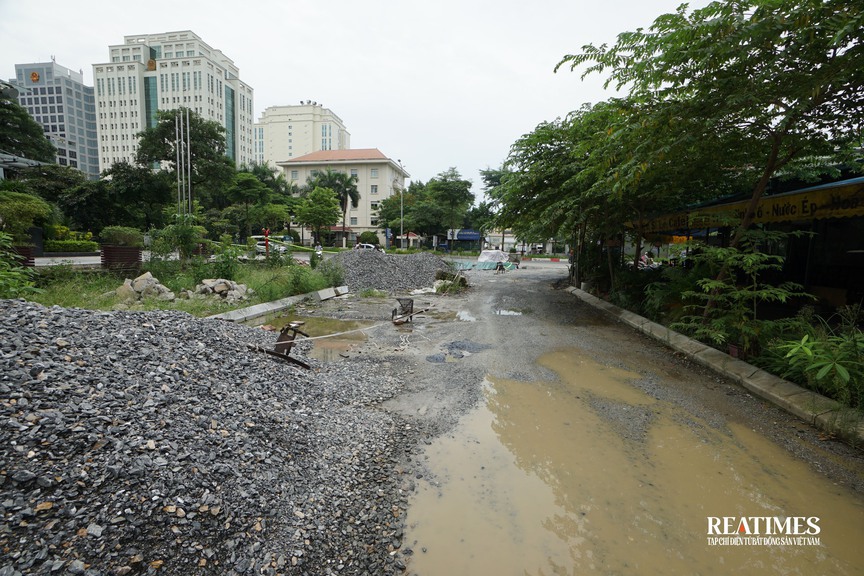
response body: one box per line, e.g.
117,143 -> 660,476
28,258 -> 337,317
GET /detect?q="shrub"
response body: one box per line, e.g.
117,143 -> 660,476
670,231 -> 811,356
211,235 -> 241,281
0,231 -> 40,298
358,231 -> 380,245
100,226 -> 144,247
775,305 -> 864,409
0,189 -> 53,243
316,259 -> 344,287
44,239 -> 100,253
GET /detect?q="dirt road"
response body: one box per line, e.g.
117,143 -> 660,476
304,262 -> 864,575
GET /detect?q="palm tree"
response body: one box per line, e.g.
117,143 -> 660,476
306,168 -> 360,247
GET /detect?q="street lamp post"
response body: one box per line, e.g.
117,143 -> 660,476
398,159 -> 403,249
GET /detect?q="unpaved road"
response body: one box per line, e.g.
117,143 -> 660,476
301,261 -> 864,574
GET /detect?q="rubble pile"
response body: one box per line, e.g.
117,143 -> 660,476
325,250 -> 453,293
114,274 -> 253,305
0,299 -> 415,575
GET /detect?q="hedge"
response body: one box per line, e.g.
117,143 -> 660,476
44,240 -> 100,253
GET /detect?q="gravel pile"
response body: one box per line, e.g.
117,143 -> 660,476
0,299 -> 417,576
323,251 -> 452,293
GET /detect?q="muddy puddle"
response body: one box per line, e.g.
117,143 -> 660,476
260,315 -> 373,361
405,349 -> 864,575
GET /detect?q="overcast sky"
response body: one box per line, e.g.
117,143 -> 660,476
1,0 -> 709,191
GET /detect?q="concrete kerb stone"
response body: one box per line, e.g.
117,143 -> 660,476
208,293 -> 311,323
315,287 -> 338,301
568,287 -> 864,445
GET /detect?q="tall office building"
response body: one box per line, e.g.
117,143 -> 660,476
253,102 -> 350,167
10,61 -> 99,179
92,31 -> 254,172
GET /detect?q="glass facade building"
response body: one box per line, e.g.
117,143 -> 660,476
11,61 -> 100,179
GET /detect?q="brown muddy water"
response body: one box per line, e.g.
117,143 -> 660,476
404,349 -> 864,575
260,315 -> 373,361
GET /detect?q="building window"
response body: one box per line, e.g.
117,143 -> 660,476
370,184 -> 378,194
351,169 -> 358,178
371,168 -> 379,178
290,170 -> 298,180
350,217 -> 358,226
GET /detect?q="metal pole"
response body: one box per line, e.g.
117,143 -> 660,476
397,160 -> 405,249
175,115 -> 181,215
186,108 -> 192,214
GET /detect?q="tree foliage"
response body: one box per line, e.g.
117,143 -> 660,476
0,186 -> 53,241
305,168 -> 359,246
296,187 -> 341,245
557,0 -> 864,246
135,107 -> 235,209
0,96 -> 55,162
426,168 -> 474,238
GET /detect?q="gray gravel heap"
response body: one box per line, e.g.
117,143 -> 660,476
0,299 -> 415,576
323,251 -> 452,293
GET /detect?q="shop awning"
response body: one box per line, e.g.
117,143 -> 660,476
634,177 -> 864,234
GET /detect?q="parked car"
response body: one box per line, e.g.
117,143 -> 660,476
354,243 -> 385,253
255,240 -> 287,254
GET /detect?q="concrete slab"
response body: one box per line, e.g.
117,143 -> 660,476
334,286 -> 350,296
617,310 -> 647,330
691,346 -> 735,373
640,321 -> 672,343
315,287 -> 338,301
814,409 -> 863,444
667,332 -> 709,355
209,293 -> 310,323
741,370 -> 807,399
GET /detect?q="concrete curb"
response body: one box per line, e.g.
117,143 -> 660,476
565,287 -> 864,445
207,293 -> 311,323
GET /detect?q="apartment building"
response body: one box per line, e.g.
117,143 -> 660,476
253,102 -> 350,167
92,30 -> 254,172
278,149 -> 408,245
10,61 -> 99,179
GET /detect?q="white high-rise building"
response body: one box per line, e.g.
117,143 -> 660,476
253,102 -> 350,167
92,31 -> 254,172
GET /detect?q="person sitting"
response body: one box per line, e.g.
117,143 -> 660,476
639,250 -> 657,269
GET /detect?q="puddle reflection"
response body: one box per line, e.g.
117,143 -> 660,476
405,349 -> 864,575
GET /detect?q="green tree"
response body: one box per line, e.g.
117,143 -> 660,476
557,0 -> 864,249
241,162 -> 296,200
102,161 -> 173,230
377,180 -> 425,243
135,107 -> 235,210
227,172 -> 270,239
426,168 -> 473,246
296,186 -> 341,246
0,95 -> 55,162
306,168 -> 360,247
16,165 -> 85,204
0,187 -> 53,242
253,203 -> 291,234
58,179 -> 118,235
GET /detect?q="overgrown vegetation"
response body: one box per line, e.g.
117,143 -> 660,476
0,231 -> 41,298
761,305 -> 864,410
28,256 -> 340,317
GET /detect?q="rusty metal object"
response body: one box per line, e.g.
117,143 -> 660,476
392,298 -> 414,323
391,298 -> 429,325
249,321 -> 311,369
